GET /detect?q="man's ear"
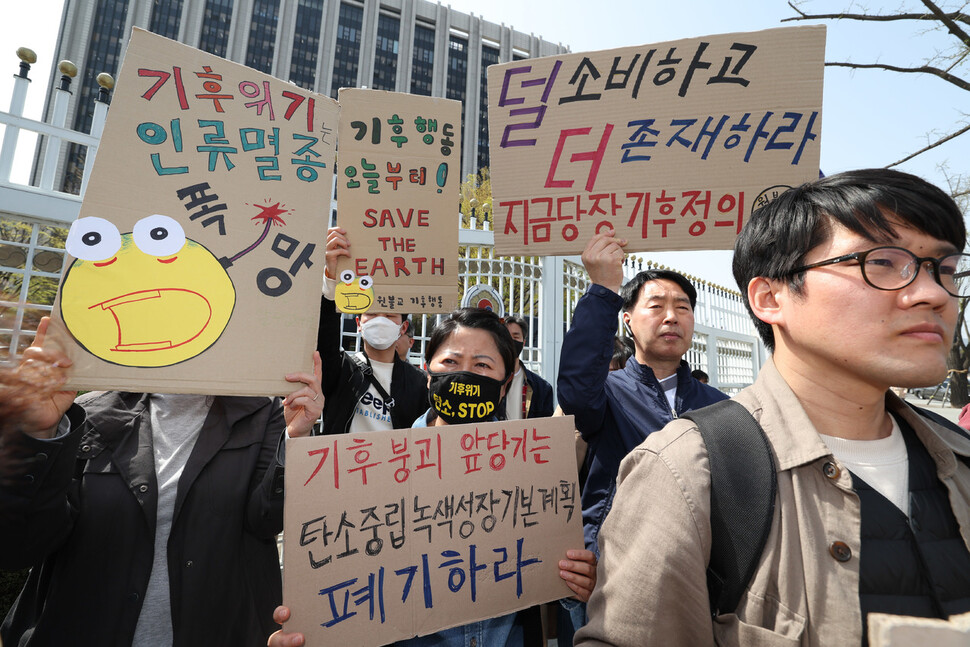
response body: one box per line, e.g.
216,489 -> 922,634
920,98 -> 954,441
355,316 -> 362,331
747,277 -> 785,327
621,311 -> 632,334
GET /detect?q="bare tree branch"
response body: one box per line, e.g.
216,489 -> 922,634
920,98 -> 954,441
886,123 -> 970,167
784,1 -> 970,27
825,61 -> 970,91
921,0 -> 970,50
946,48 -> 970,73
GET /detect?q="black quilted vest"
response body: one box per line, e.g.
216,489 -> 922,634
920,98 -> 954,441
853,417 -> 970,646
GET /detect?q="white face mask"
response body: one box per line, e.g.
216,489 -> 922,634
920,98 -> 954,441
360,316 -> 402,350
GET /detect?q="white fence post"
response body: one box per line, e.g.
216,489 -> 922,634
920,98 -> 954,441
39,60 -> 77,191
0,48 -> 35,182
80,73 -> 114,196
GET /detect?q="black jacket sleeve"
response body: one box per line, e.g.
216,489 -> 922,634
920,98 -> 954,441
0,404 -> 86,570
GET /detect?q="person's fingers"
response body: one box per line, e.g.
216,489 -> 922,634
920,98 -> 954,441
326,229 -> 350,249
583,230 -> 615,256
19,350 -> 73,379
559,558 -> 595,578
267,606 -> 305,647
273,605 -> 290,624
34,316 -> 50,347
284,371 -> 315,386
283,389 -> 316,410
312,351 -> 322,385
24,319 -> 73,369
562,577 -> 593,602
267,630 -> 305,647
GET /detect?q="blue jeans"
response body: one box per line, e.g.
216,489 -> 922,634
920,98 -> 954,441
557,599 -> 586,647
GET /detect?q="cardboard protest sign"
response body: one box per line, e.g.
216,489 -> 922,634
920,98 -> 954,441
283,416 -> 582,645
868,612 -> 970,647
334,89 -> 460,314
487,25 -> 825,256
48,28 -> 337,395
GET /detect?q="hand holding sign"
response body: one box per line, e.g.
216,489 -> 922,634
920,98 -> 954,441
283,350 -> 324,438
559,548 -> 598,602
268,606 -> 305,647
324,226 -> 351,283
9,317 -> 76,439
581,228 -> 628,294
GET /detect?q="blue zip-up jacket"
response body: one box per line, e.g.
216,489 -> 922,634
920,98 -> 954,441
558,283 -> 728,554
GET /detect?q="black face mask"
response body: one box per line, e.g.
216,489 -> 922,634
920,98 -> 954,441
427,370 -> 506,424
512,340 -> 524,358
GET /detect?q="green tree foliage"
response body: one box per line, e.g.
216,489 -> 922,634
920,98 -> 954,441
459,167 -> 493,229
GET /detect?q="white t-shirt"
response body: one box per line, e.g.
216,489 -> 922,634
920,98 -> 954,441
350,352 -> 395,433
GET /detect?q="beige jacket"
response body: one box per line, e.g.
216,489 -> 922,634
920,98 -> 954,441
576,359 -> 970,647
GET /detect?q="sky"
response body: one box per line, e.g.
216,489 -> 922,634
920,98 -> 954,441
1,0 -> 967,288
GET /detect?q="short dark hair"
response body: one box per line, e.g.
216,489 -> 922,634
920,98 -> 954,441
504,315 -> 528,338
620,269 -> 697,311
691,369 -> 709,381
612,335 -> 635,368
425,308 -> 516,381
733,168 -> 967,351
403,315 -> 414,339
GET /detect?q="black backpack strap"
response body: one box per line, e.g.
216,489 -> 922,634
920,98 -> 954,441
350,352 -> 395,410
913,405 -> 970,440
682,399 -> 776,617
912,406 -> 970,468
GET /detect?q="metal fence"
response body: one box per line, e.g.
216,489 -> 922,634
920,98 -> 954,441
1,52 -> 765,394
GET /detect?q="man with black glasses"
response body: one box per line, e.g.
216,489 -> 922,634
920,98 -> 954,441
579,169 -> 970,647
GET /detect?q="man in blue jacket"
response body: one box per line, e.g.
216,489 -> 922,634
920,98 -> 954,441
558,228 -> 728,556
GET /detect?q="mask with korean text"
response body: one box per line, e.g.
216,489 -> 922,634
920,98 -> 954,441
427,370 -> 506,424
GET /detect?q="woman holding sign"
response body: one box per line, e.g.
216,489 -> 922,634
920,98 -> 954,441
269,307 -> 596,647
0,317 -> 324,647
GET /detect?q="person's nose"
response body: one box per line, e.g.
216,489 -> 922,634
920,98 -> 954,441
901,259 -> 952,309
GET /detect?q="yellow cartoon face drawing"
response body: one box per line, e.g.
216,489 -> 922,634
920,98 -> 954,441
335,269 -> 374,314
60,215 -> 235,367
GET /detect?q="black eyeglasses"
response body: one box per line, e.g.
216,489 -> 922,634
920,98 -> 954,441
789,246 -> 970,298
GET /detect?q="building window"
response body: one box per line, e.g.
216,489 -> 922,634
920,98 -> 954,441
289,0 -> 324,90
371,13 -> 399,91
246,0 -> 280,74
447,33 -> 468,171
199,0 -> 234,59
331,2 -> 363,97
410,23 -> 435,96
477,44 -> 499,170
64,0 -> 130,194
149,0 -> 184,39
